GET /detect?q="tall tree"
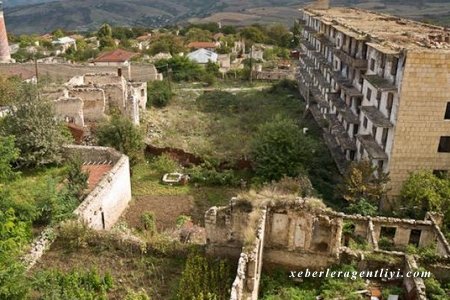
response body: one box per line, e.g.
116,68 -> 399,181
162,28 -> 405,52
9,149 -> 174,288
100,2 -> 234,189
0,85 -> 72,168
96,115 -> 144,165
339,160 -> 390,204
251,115 -> 318,181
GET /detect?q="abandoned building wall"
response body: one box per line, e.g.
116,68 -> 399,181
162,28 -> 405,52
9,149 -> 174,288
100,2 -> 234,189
64,145 -> 132,230
343,214 -> 438,250
23,145 -> 132,270
53,97 -> 84,127
129,82 -> 148,109
230,209 -> 267,300
68,88 -> 107,122
404,255 -> 427,300
84,73 -> 124,86
127,95 -> 140,125
101,84 -> 127,114
205,202 -> 252,258
388,50 -> 450,197
263,208 -> 342,269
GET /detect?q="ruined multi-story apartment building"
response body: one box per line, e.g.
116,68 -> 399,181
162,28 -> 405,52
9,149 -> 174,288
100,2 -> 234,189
297,4 -> 450,197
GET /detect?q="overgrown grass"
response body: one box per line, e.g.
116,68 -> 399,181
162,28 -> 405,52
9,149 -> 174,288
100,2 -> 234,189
145,81 -> 342,205
131,161 -> 239,223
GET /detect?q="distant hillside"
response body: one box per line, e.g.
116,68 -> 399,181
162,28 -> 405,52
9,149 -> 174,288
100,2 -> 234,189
4,0 -> 56,7
4,0 -> 450,34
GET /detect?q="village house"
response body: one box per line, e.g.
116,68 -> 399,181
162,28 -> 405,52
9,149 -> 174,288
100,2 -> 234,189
136,34 -> 152,51
93,48 -> 138,79
52,36 -> 77,54
187,48 -> 218,64
297,3 -> 450,198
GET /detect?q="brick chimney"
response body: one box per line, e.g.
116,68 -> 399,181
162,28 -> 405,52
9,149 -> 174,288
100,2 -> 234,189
0,1 -> 11,63
315,0 -> 330,9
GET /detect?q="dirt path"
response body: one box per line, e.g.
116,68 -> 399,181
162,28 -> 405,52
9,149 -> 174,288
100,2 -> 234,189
177,86 -> 270,92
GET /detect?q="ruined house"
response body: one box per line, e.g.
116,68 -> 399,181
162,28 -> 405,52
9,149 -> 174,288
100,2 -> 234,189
53,72 -> 147,126
297,5 -> 450,198
206,196 -> 450,300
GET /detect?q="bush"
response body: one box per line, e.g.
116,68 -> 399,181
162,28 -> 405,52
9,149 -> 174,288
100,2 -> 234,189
177,253 -> 232,300
58,220 -> 93,250
125,289 -> 151,300
149,154 -> 181,176
400,170 -> 450,224
381,286 -> 403,299
188,165 -> 238,186
66,156 -> 89,200
251,115 -> 318,182
0,135 -> 20,183
346,198 -> 378,216
267,175 -> 315,197
424,277 -> 447,300
32,268 -> 114,299
176,215 -> 192,228
378,237 -> 394,251
96,114 -> 144,165
155,56 -> 205,82
147,80 -> 173,108
140,212 -> 157,236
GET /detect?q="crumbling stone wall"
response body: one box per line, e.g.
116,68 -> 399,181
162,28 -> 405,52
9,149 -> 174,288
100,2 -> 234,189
206,198 -> 450,300
68,87 -> 106,122
53,97 -> 84,127
58,73 -> 146,126
230,208 -> 267,300
64,145 -> 132,230
23,145 -> 133,270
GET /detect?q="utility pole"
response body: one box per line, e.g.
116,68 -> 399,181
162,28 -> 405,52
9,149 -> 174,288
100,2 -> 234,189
249,44 -> 253,84
34,56 -> 39,83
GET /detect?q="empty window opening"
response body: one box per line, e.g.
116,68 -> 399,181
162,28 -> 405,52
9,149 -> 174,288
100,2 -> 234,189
386,93 -> 394,118
367,88 -> 372,101
380,226 -> 396,241
445,102 -> 450,120
409,229 -> 422,247
376,91 -> 382,101
391,57 -> 399,76
382,128 -> 389,150
433,170 -> 449,179
438,136 -> 450,153
101,212 -> 106,230
363,117 -> 368,129
370,58 -> 375,71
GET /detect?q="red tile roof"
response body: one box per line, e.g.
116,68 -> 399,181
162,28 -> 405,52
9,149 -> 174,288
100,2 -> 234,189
187,42 -> 218,49
94,48 -> 138,63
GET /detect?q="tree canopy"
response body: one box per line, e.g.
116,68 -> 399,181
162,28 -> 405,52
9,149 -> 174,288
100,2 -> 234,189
251,115 -> 318,182
0,85 -> 72,168
96,114 -> 144,165
400,170 -> 450,222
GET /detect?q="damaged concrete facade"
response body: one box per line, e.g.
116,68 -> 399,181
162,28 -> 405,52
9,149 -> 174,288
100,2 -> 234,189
206,198 -> 450,300
297,7 -> 450,197
53,72 -> 147,126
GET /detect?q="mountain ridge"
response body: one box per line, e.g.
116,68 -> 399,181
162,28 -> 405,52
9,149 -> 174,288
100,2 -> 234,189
4,0 -> 450,34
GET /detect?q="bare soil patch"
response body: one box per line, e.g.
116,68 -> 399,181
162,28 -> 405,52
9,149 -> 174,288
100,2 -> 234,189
124,195 -> 194,231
